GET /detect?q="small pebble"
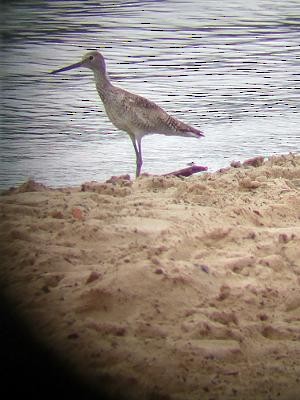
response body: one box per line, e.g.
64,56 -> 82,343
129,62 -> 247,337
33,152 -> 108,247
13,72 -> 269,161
86,271 -> 101,284
154,268 -> 164,275
72,207 -> 84,220
230,160 -> 242,168
242,156 -> 264,168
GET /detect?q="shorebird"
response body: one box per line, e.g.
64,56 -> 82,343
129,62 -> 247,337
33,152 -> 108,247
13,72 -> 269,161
50,50 -> 204,177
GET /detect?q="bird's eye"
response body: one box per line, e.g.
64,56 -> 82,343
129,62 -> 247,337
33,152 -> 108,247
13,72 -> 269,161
89,55 -> 94,61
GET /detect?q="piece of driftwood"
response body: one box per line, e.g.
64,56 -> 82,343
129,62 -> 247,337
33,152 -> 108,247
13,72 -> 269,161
163,164 -> 208,178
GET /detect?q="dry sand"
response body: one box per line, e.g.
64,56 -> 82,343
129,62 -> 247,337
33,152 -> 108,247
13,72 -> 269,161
1,153 -> 300,400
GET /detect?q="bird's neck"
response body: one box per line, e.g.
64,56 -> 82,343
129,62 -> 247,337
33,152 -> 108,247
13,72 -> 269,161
93,69 -> 112,99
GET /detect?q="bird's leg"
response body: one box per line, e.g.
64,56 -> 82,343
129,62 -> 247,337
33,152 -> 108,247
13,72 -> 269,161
136,137 -> 143,178
130,135 -> 142,178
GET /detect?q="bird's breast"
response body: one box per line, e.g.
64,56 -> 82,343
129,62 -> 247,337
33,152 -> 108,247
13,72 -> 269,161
104,103 -> 133,132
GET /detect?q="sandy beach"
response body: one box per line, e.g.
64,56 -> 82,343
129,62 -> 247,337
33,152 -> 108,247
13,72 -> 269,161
1,153 -> 299,400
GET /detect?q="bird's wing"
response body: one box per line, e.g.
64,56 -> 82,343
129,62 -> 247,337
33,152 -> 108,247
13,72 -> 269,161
123,90 -> 204,138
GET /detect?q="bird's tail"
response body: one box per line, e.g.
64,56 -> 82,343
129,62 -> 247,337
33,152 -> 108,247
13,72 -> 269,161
185,126 -> 205,138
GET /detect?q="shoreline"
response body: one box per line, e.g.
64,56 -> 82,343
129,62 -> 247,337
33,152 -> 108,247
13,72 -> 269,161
1,153 -> 300,400
1,153 -> 291,193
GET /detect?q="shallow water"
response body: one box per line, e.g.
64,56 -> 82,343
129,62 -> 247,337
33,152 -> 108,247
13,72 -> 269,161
1,0 -> 299,188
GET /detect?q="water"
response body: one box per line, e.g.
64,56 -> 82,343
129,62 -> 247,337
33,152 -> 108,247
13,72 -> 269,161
1,0 -> 299,188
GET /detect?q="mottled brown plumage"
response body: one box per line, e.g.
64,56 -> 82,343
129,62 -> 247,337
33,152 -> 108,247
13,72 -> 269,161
51,50 -> 204,177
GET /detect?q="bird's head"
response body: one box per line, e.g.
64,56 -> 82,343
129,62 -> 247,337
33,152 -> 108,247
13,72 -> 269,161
50,50 -> 106,74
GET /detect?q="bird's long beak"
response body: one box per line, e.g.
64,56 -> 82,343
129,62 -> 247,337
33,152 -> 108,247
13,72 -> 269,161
50,60 -> 83,74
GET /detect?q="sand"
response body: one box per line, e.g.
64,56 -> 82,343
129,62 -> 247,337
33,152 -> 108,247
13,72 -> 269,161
0,153 -> 300,400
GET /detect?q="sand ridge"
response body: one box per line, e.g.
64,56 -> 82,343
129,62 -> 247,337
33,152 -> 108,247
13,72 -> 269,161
0,153 -> 300,399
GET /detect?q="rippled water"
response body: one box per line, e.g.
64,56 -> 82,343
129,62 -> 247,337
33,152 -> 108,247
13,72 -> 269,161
1,0 -> 299,188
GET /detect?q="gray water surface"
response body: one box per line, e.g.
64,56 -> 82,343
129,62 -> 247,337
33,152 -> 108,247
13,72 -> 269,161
1,0 -> 299,188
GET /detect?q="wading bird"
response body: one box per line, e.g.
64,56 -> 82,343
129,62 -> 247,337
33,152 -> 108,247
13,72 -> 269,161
51,51 -> 204,177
